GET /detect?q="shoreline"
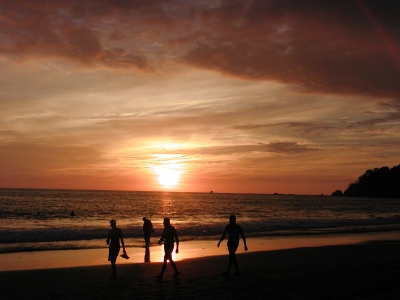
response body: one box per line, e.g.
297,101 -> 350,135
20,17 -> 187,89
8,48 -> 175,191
1,231 -> 400,272
1,241 -> 400,299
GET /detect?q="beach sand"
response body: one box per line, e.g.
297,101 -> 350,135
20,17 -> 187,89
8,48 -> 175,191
3,232 -> 399,272
1,241 -> 400,299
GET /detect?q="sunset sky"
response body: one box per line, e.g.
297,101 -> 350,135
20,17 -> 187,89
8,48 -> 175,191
1,0 -> 399,195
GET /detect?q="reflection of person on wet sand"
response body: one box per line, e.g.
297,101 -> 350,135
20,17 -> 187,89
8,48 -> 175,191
143,217 -> 154,249
156,217 -> 180,279
106,219 -> 126,280
217,215 -> 248,277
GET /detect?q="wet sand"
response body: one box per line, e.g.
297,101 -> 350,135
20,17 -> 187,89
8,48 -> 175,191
2,232 -> 399,272
1,240 -> 400,299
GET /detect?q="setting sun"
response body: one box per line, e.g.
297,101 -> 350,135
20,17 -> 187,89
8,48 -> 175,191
152,164 -> 182,188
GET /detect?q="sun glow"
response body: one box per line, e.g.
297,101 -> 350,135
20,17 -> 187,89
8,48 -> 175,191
152,164 -> 183,188
148,143 -> 188,189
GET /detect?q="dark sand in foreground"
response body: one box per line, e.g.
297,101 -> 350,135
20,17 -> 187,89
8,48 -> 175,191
1,242 -> 400,299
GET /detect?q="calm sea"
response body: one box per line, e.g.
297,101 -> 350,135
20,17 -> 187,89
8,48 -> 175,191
1,189 -> 400,254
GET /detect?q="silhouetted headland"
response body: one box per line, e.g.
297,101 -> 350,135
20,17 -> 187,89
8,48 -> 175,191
332,164 -> 400,198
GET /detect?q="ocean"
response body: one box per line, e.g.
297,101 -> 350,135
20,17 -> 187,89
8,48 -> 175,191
1,189 -> 400,254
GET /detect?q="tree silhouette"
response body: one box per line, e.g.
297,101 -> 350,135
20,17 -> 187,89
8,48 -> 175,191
331,190 -> 343,197
344,165 -> 400,198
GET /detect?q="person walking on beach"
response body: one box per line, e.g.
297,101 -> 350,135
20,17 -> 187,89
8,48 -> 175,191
106,219 -> 126,279
143,217 -> 154,249
217,215 -> 248,276
156,217 -> 180,279
143,217 -> 154,262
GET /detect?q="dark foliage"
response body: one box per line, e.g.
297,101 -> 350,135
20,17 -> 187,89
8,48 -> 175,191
344,165 -> 400,198
331,190 -> 343,197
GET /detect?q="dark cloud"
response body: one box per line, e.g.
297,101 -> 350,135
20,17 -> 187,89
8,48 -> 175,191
183,0 -> 400,98
346,110 -> 400,129
143,142 -> 318,157
264,141 -> 318,154
1,0 -> 399,97
0,0 -> 154,70
234,122 -> 334,135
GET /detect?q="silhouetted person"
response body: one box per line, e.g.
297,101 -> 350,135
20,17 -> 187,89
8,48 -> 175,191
143,217 -> 154,249
217,215 -> 248,276
143,217 -> 154,262
156,217 -> 180,279
106,219 -> 126,279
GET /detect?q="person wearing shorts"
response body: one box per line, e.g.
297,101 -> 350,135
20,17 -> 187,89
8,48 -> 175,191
217,215 -> 248,276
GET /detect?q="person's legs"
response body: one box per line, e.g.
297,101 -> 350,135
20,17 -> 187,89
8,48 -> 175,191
157,246 -> 171,278
108,247 -> 119,279
226,242 -> 239,275
169,258 -> 177,271
111,260 -> 117,279
158,256 -> 168,277
157,244 -> 180,278
227,250 -> 234,272
144,235 -> 150,248
230,251 -> 238,273
169,256 -> 180,277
